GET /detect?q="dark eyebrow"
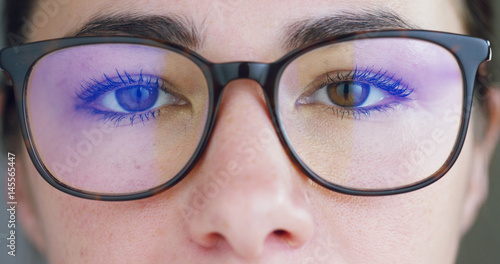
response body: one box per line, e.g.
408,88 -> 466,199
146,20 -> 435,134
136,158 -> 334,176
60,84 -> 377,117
71,14 -> 202,50
283,9 -> 417,51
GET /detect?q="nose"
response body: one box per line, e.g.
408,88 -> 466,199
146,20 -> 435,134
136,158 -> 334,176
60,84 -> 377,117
185,80 -> 314,259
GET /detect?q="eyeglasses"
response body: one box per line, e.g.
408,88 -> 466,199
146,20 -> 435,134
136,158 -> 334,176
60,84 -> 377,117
0,30 -> 491,201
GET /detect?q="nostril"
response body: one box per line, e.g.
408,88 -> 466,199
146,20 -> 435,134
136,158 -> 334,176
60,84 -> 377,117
272,229 -> 305,248
273,229 -> 292,242
273,229 -> 287,236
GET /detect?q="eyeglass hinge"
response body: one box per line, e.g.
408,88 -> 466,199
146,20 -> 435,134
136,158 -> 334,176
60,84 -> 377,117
487,40 -> 492,62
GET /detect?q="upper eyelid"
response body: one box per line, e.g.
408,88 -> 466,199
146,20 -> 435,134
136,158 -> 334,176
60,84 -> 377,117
76,71 -> 163,103
317,67 -> 414,98
350,67 -> 413,97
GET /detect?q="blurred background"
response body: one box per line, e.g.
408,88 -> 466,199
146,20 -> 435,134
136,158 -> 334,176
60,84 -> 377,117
456,0 -> 500,263
0,0 -> 499,263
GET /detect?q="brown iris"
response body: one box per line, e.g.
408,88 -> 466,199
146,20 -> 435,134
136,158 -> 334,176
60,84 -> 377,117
327,81 -> 370,107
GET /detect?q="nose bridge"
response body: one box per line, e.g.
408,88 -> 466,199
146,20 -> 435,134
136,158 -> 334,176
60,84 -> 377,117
212,62 -> 272,90
185,76 -> 315,256
208,62 -> 284,157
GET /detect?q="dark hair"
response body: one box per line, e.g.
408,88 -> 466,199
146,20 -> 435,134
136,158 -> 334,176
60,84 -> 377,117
0,0 -> 495,151
465,0 -> 493,40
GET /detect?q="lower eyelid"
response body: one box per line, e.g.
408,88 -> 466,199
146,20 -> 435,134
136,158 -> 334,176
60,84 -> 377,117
79,107 -> 163,127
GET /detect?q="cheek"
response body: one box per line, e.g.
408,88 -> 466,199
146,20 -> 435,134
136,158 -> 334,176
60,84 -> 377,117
308,135 -> 473,263
25,155 -> 191,263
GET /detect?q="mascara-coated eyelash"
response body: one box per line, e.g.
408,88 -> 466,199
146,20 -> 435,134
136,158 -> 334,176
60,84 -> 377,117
322,66 -> 414,99
83,107 -> 160,126
76,70 -> 163,103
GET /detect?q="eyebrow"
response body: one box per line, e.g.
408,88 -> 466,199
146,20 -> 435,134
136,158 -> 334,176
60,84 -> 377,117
283,9 -> 417,51
71,9 -> 415,53
71,14 -> 202,50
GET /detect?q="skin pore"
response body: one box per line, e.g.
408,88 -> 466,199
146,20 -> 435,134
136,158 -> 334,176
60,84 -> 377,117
13,0 -> 500,263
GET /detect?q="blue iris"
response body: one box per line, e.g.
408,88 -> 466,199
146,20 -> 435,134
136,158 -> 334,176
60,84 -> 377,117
115,85 -> 158,112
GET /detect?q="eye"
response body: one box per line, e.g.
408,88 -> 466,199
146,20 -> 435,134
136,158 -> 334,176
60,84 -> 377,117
100,83 -> 185,113
298,68 -> 413,111
77,71 -> 188,114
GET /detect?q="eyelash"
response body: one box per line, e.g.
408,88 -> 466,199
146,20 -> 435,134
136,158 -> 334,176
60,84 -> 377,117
313,66 -> 414,119
320,66 -> 414,97
83,107 -> 161,126
76,70 -> 163,103
75,70 -> 165,126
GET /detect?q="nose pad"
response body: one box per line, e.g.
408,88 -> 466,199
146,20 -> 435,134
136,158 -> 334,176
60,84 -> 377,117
185,79 -> 314,258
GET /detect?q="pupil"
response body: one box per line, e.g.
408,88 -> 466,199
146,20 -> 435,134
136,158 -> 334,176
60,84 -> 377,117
136,88 -> 143,100
342,83 -> 350,100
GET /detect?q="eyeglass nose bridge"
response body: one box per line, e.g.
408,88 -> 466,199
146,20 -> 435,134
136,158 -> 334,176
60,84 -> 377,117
210,62 -> 276,99
203,61 -> 286,156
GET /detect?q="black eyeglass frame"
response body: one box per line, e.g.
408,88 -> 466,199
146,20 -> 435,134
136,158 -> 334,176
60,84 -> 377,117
0,30 -> 492,201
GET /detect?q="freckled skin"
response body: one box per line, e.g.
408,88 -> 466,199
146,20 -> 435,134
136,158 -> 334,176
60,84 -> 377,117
13,0 -> 500,263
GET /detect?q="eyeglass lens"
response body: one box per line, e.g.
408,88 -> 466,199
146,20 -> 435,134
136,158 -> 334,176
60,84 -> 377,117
28,44 -> 210,194
278,38 -> 462,190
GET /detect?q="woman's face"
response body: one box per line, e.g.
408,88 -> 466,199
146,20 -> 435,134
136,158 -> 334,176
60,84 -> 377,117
17,0 -> 497,263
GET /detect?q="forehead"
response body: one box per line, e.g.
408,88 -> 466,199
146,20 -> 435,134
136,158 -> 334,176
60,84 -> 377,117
31,0 -> 465,60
